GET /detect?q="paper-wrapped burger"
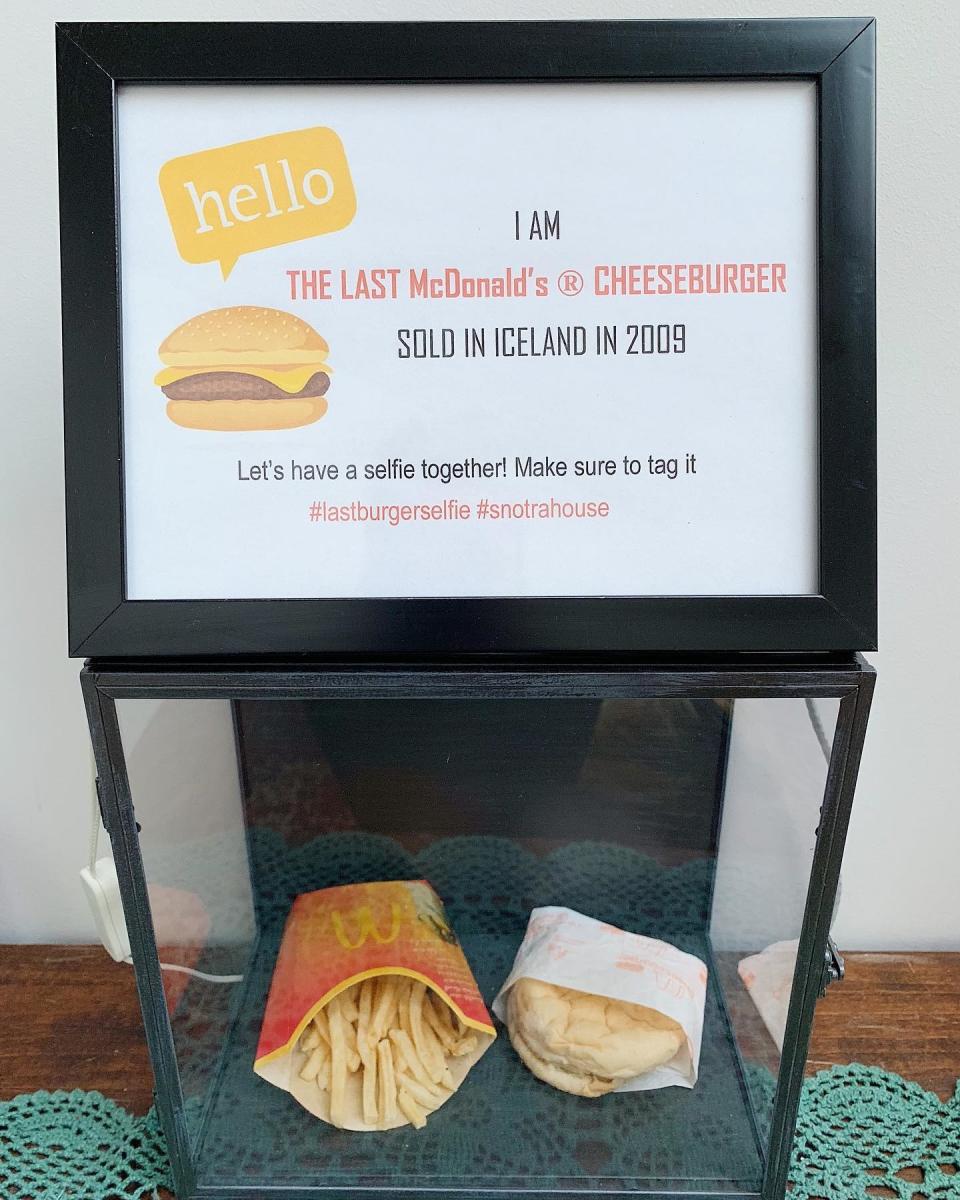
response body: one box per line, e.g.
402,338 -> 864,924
494,907 -> 707,1096
255,880 -> 495,1130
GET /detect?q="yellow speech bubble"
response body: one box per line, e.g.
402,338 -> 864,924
159,126 -> 356,279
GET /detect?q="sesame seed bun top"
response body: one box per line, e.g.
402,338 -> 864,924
159,306 -> 329,367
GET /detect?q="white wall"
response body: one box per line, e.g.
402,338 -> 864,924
1,0 -> 958,948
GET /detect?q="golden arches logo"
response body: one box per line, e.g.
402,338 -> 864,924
330,903 -> 402,950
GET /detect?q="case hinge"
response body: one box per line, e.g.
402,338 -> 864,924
818,936 -> 845,997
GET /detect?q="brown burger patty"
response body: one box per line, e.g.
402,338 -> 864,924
161,370 -> 330,402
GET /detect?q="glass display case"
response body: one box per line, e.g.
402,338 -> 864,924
82,657 -> 874,1200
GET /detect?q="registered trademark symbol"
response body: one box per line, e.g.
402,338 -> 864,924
557,269 -> 584,296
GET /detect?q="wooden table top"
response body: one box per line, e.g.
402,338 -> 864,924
2,945 -> 957,1113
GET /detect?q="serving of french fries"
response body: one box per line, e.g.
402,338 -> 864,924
255,881 -> 496,1129
297,975 -> 480,1130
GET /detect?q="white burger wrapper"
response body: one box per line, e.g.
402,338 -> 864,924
493,906 -> 708,1091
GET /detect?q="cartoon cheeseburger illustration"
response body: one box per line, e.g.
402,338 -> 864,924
155,305 -> 331,431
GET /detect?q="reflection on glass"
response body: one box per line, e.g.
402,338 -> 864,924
117,699 -> 256,1146
710,697 -> 837,1145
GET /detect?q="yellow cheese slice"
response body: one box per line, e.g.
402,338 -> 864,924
159,349 -> 328,368
154,363 -> 332,392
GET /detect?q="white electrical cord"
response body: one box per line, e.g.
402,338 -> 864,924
88,777 -> 100,873
124,956 -> 244,985
89,776 -> 243,985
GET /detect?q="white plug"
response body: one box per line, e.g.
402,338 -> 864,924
80,856 -> 131,962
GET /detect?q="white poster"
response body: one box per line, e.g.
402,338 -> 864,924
116,81 -> 817,600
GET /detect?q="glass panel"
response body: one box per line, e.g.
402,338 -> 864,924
709,697 -> 837,1148
114,693 -> 838,1195
116,699 -> 255,1148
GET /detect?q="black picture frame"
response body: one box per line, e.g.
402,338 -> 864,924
57,19 -> 877,659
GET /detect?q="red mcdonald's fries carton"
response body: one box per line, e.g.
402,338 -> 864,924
254,880 -> 495,1131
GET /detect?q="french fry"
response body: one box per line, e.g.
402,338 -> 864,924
339,986 -> 360,1024
430,989 -> 459,1034
423,994 -> 458,1052
299,1044 -> 326,1082
369,976 -> 398,1044
398,985 -> 414,1041
327,996 -> 348,1128
343,1015 -> 362,1074
354,981 -> 379,1125
316,1055 -> 331,1091
412,992 -> 447,1085
428,988 -> 450,1019
361,1043 -> 378,1126
408,983 -> 434,1080
313,1006 -> 331,1048
397,1071 -> 444,1111
376,1038 -> 397,1125
398,1088 -> 427,1130
451,1027 -> 478,1056
300,1024 -> 321,1053
357,979 -> 372,1046
388,1028 -> 442,1095
394,977 -> 412,1029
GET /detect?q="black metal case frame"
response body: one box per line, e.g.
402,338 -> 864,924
81,655 -> 875,1200
58,19 -> 876,658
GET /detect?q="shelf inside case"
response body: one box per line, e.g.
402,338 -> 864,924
171,831 -> 771,1196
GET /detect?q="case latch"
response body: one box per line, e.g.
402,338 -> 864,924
819,936 -> 845,997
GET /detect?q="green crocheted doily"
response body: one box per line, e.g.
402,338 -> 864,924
761,1065 -> 960,1199
1,1065 -> 957,1199
0,1089 -> 169,1198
